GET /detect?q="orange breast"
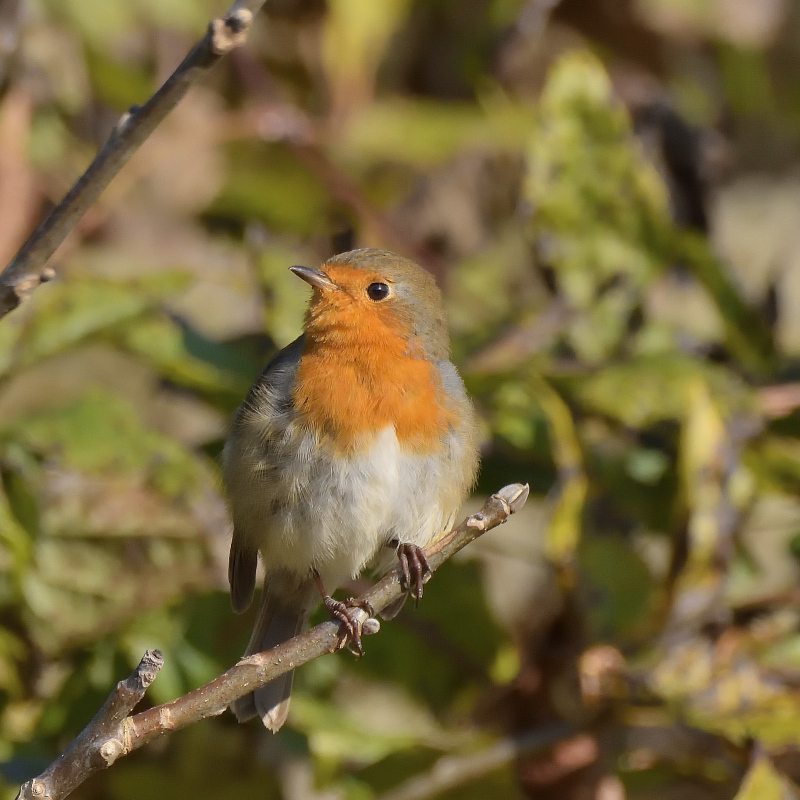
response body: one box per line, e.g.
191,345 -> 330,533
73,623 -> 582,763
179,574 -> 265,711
293,310 -> 453,454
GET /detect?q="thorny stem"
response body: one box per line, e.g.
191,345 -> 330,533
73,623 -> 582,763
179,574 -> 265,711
15,484 -> 530,800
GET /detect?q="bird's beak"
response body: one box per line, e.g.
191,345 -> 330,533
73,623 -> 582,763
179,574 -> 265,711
290,266 -> 339,292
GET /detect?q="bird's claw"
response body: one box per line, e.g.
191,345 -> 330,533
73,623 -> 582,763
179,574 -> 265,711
396,543 -> 431,608
323,596 -> 374,657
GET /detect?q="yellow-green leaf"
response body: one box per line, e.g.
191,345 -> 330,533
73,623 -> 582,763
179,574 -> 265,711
734,758 -> 790,800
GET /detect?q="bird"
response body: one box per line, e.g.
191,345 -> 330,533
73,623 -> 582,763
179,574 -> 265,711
223,248 -> 480,731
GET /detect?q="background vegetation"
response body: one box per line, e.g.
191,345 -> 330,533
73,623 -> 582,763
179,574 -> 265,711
2,0 -> 800,797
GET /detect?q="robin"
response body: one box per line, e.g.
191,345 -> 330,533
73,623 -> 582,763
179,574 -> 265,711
223,248 -> 480,731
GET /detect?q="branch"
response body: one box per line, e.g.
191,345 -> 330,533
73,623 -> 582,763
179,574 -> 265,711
0,0 -> 267,320
16,483 -> 530,800
15,650 -> 165,800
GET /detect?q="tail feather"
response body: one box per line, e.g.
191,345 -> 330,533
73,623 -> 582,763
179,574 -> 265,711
229,543 -> 257,614
232,576 -> 314,731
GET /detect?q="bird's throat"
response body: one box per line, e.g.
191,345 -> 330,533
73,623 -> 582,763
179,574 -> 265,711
293,326 -> 453,454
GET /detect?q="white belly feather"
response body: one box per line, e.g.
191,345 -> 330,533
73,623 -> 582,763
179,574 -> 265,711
250,425 -> 450,590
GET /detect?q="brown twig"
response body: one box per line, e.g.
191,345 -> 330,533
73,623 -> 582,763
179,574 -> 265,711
0,0 -> 267,320
16,650 -> 165,800
15,483 -> 530,800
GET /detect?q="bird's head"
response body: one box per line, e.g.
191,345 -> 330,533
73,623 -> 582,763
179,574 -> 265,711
291,249 -> 449,361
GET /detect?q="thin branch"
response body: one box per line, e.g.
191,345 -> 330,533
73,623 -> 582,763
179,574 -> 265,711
16,483 -> 530,800
15,650 -> 165,800
0,0 -> 268,320
376,722 -> 576,800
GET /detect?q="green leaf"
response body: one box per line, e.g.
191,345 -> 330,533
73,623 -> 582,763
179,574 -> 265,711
3,390 -> 188,480
0,315 -> 23,379
0,483 -> 32,596
211,144 -> 329,235
290,689 -> 436,767
342,99 -> 536,166
115,313 -> 252,398
322,0 -> 412,91
19,283 -> 149,366
16,273 -> 189,369
733,759 -> 787,800
523,51 -> 676,362
50,0 -> 137,48
532,376 -> 586,562
85,48 -> 154,111
678,232 -> 775,374
746,437 -> 800,494
342,560 -> 504,713
133,0 -> 208,32
0,629 -> 25,698
571,354 -> 750,429
255,247 -> 313,347
580,537 -> 655,639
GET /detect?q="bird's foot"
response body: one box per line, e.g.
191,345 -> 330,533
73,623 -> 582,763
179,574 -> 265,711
323,596 -> 375,657
395,542 -> 431,607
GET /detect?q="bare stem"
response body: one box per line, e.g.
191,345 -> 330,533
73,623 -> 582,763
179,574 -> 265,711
15,484 -> 529,800
15,650 -> 165,800
0,0 -> 267,320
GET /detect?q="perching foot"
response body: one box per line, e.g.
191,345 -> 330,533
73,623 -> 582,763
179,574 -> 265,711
322,595 -> 374,656
394,542 -> 431,607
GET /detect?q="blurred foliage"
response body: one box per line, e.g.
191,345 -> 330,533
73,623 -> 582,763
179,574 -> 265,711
2,0 -> 800,799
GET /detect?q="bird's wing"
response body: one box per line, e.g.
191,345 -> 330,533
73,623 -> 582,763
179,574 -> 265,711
436,359 -> 481,510
224,335 -> 306,613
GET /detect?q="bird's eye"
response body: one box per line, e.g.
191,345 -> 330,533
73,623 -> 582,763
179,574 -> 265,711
366,282 -> 391,302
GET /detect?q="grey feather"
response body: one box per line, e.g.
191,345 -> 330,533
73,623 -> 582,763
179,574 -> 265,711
231,574 -> 315,731
228,544 -> 257,614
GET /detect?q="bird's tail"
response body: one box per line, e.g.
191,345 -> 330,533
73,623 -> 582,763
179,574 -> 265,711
232,576 -> 314,731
